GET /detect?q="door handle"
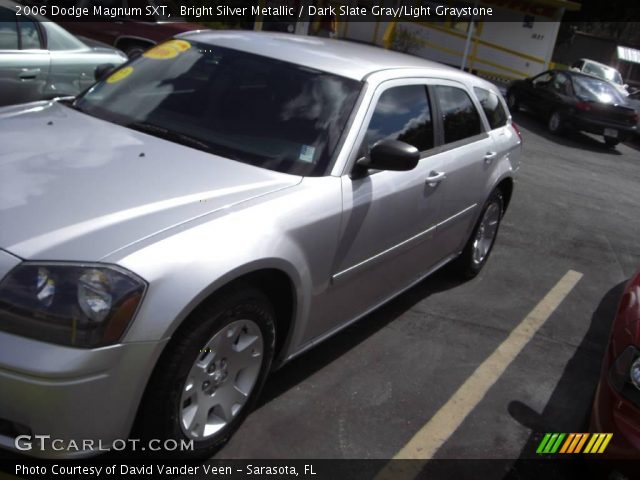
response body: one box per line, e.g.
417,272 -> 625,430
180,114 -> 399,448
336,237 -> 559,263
18,68 -> 41,80
484,151 -> 498,164
426,171 -> 446,187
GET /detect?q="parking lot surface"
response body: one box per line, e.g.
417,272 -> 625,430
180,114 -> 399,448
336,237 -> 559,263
215,111 -> 640,469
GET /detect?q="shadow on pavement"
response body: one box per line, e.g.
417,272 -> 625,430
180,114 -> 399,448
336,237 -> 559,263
503,280 -> 627,479
258,266 -> 468,407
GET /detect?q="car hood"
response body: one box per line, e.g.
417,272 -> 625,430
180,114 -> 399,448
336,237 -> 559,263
0,101 -> 301,261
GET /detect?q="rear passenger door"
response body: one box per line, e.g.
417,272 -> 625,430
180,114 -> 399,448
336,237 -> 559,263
474,86 -> 520,171
427,82 -> 496,259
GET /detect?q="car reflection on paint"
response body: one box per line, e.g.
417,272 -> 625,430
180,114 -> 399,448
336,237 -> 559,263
0,0 -> 127,106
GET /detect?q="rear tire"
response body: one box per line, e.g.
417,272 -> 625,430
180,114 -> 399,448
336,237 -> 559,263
507,92 -> 519,112
604,137 -> 619,148
122,42 -> 151,59
453,190 -> 504,279
135,284 -> 276,459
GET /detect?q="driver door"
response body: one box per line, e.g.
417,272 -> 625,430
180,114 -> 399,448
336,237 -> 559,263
311,80 -> 446,338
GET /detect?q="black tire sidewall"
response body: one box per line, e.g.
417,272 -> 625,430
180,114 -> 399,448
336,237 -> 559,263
137,286 -> 276,458
459,190 -> 504,278
507,92 -> 519,111
548,111 -> 563,134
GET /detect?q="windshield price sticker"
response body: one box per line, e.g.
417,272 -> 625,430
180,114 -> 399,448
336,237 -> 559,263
143,40 -> 191,60
106,66 -> 134,84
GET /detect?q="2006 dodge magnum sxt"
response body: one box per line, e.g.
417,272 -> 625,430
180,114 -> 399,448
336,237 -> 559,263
0,31 -> 521,458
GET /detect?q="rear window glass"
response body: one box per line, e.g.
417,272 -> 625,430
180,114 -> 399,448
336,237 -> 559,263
571,75 -> 625,105
474,87 -> 508,130
435,85 -> 483,143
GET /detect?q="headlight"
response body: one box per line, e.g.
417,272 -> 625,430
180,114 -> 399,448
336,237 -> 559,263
609,346 -> 640,408
0,263 -> 146,348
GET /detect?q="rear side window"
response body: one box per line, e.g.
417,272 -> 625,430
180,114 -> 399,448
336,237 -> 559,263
474,87 -> 508,130
435,85 -> 482,143
365,85 -> 434,152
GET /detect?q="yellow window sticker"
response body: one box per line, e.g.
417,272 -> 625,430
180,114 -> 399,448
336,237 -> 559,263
143,39 -> 191,60
106,66 -> 134,84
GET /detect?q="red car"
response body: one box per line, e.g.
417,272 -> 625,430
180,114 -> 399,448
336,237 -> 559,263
591,269 -> 640,458
60,0 -> 202,57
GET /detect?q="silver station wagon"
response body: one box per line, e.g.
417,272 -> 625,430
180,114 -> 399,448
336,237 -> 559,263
0,31 -> 521,458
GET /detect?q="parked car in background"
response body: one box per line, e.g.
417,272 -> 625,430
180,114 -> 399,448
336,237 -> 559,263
60,0 -> 202,58
571,58 -> 629,97
0,0 -> 126,106
0,31 -> 521,459
507,69 -> 638,148
591,269 -> 640,459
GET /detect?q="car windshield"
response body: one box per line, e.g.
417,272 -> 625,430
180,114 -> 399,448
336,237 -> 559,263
73,40 -> 362,176
571,75 -> 625,105
582,62 -> 623,85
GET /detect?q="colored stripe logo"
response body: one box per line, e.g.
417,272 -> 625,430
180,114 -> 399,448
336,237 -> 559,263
536,433 -> 613,454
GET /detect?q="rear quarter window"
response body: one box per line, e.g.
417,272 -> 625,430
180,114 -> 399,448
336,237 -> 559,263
434,85 -> 483,144
474,87 -> 508,130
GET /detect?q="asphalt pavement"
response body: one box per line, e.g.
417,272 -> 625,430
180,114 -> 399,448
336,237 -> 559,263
215,111 -> 640,476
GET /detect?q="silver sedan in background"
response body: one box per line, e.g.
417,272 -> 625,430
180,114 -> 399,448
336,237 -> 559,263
0,0 -> 126,106
0,31 -> 521,459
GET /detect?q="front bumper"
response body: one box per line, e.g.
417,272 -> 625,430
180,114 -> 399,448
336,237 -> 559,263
590,358 -> 640,459
0,331 -> 167,459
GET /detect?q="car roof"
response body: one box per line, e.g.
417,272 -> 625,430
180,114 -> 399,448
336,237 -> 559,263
176,30 -> 481,84
578,58 -> 618,71
556,68 -> 614,82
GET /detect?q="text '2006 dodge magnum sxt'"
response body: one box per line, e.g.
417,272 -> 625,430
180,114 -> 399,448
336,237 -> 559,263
0,31 -> 521,459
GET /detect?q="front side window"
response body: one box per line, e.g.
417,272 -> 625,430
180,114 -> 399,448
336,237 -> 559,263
73,42 -> 362,176
18,18 -> 42,50
435,85 -> 482,144
474,87 -> 507,130
532,72 -> 553,87
0,7 -> 18,50
364,84 -> 434,152
550,72 -> 572,95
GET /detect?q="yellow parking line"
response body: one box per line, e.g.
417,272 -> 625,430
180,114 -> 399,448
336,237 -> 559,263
375,270 -> 583,480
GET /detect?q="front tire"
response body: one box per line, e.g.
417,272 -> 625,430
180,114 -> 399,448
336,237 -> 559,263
454,190 -> 504,279
136,285 -> 276,459
547,111 -> 564,134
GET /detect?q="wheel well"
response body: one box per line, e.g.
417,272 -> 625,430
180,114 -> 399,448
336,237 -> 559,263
496,178 -> 514,212
236,269 -> 295,359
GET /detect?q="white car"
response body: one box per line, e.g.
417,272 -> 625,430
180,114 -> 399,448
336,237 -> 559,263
570,58 -> 629,97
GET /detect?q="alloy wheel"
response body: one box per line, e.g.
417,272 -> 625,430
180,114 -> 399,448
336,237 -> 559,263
179,319 -> 264,440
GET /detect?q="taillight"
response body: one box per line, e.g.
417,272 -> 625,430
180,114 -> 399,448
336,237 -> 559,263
511,121 -> 523,143
576,101 -> 592,111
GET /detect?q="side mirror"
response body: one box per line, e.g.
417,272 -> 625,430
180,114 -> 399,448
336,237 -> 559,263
357,139 -> 419,172
95,63 -> 115,81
